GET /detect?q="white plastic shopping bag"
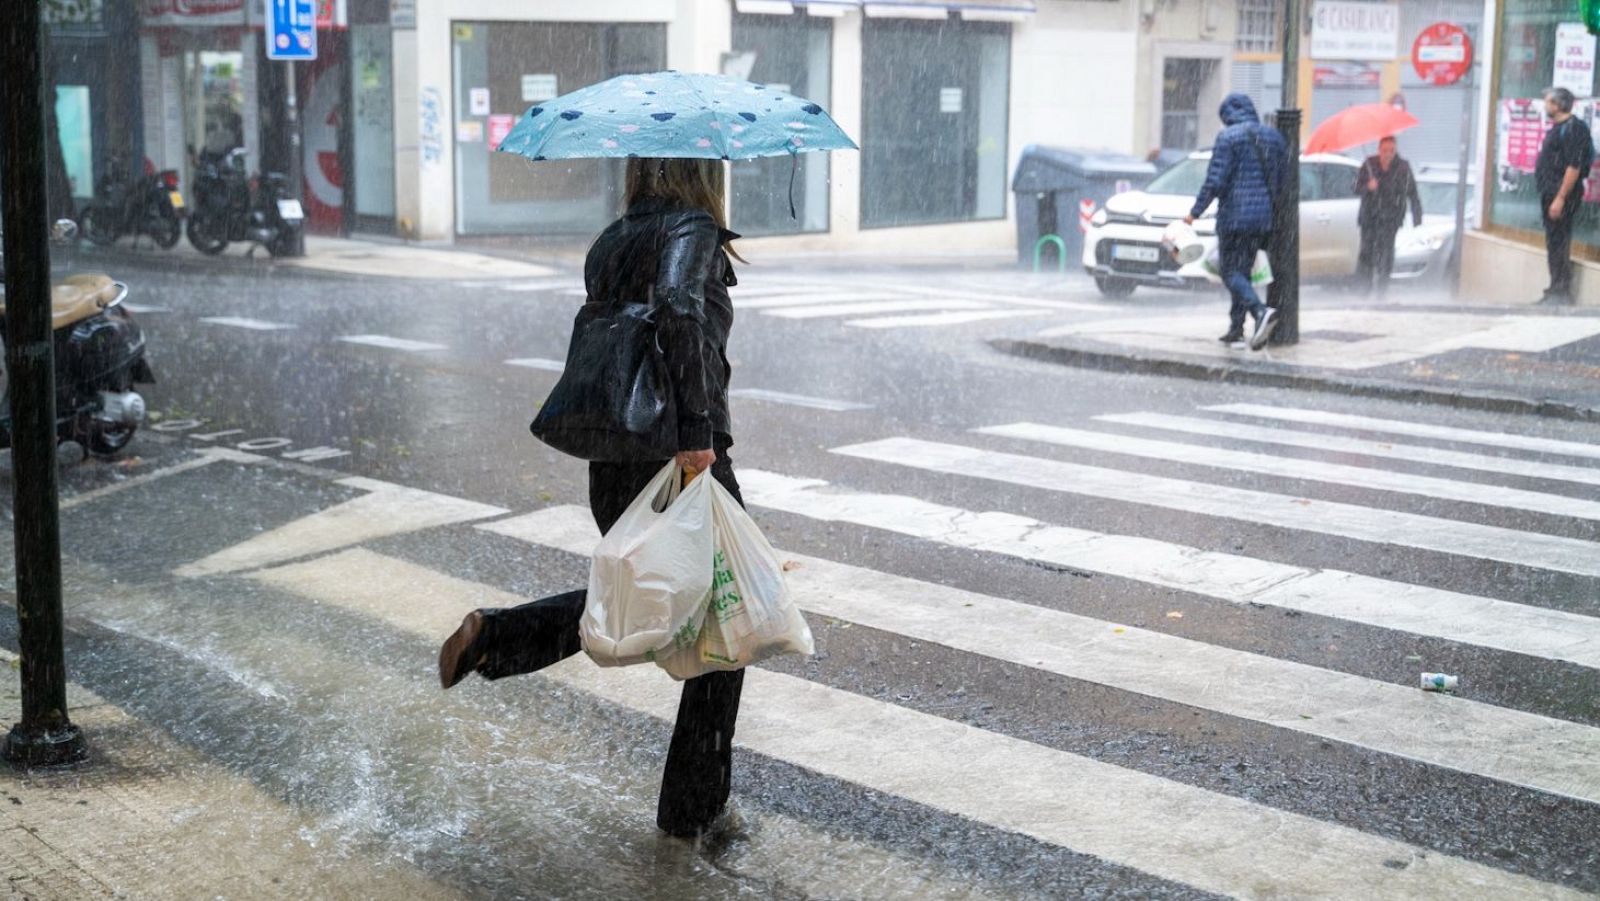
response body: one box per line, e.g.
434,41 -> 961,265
580,462 -> 715,667
654,477 -> 814,681
1160,220 -> 1206,265
1201,246 -> 1274,287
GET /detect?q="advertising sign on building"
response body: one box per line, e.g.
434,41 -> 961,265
1311,1 -> 1400,61
521,74 -> 559,103
1553,22 -> 1597,98
139,0 -> 247,28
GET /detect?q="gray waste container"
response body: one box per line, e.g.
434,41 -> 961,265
1012,146 -> 1157,271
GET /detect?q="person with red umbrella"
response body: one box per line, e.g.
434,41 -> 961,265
1354,136 -> 1423,297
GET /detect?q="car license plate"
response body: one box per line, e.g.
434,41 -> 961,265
168,191 -> 185,210
1112,243 -> 1160,263
277,199 -> 305,221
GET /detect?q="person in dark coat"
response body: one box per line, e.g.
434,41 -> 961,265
1354,136 -> 1423,297
436,156 -> 745,839
1535,86 -> 1596,305
1184,93 -> 1289,350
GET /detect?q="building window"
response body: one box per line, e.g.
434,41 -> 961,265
1235,0 -> 1280,54
861,18 -> 1010,229
729,13 -> 832,237
1487,2 -> 1600,252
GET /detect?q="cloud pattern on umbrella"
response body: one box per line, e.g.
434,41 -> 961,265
496,71 -> 857,162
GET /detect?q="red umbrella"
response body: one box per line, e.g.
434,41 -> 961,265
1304,103 -> 1420,154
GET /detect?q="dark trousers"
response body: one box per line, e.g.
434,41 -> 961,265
1357,220 -> 1401,295
1542,194 -> 1582,296
1219,231 -> 1270,331
475,439 -> 744,836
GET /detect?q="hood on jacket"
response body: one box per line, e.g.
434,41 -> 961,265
1218,93 -> 1260,128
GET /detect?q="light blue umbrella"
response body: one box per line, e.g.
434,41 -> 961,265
496,70 -> 857,163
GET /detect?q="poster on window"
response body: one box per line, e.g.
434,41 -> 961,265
1497,97 -> 1600,202
1554,23 -> 1597,98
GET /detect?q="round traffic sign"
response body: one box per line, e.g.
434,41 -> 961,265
1413,22 -> 1472,86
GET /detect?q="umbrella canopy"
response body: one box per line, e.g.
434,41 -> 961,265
497,71 -> 857,162
1304,103 -> 1420,155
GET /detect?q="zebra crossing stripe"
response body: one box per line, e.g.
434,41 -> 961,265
251,549 -> 1584,901
729,389 -> 874,412
174,477 -> 507,577
199,316 -> 295,331
763,300 -> 992,320
833,438 -> 1600,579
338,335 -> 448,352
732,469 -> 1600,670
1206,404 -> 1600,462
848,310 -> 1049,329
1095,412 -> 1600,488
736,292 -> 906,310
505,357 -> 566,372
483,505 -> 1600,806
976,422 -> 1600,522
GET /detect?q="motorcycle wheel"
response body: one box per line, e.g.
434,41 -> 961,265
187,215 -> 228,255
80,206 -> 119,246
265,229 -> 298,258
149,212 -> 182,249
82,419 -> 137,459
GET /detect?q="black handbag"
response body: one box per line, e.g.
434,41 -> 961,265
529,298 -> 679,462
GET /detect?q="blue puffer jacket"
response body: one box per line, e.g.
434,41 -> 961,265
1190,93 -> 1289,235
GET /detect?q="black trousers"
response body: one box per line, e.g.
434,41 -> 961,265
1356,220 -> 1401,295
1542,195 -> 1582,296
475,438 -> 744,836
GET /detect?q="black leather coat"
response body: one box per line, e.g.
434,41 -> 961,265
583,196 -> 738,451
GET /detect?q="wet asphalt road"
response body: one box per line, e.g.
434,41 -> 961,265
3,248 -> 1599,899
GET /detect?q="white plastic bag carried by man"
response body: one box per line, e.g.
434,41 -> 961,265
581,461 -> 813,680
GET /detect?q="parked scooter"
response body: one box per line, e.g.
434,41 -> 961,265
78,155 -> 185,250
186,147 -> 304,257
0,220 -> 155,458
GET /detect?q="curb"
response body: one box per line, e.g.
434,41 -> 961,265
990,338 -> 1600,423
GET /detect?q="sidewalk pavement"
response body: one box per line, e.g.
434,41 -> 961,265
0,648 -> 460,900
995,306 -> 1600,421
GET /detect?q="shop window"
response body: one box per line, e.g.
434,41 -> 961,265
729,14 -> 832,237
861,19 -> 1010,229
55,85 -> 93,199
1488,3 -> 1600,250
351,24 -> 396,227
452,21 -> 666,237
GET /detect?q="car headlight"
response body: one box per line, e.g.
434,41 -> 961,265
1398,230 -> 1448,252
1091,208 -> 1107,227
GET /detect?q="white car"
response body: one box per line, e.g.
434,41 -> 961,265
1082,151 -> 1459,296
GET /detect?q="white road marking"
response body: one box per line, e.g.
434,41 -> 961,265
848,310 -> 1049,329
504,357 -> 566,372
338,335 -> 448,352
1096,412 -> 1600,488
736,292 -> 906,310
60,448 -> 261,512
453,279 -> 582,293
199,316 -> 295,331
174,477 -> 507,578
834,438 -> 1600,579
763,299 -> 992,320
1208,404 -> 1600,462
977,422 -> 1600,522
734,469 -> 1600,670
729,388 -> 873,412
254,549 -> 1583,901
875,285 -> 1109,313
487,505 -> 1600,806
122,303 -> 170,314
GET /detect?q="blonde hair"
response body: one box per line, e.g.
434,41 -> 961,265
624,157 -> 744,262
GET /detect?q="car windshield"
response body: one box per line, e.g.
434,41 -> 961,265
1145,158 -> 1210,197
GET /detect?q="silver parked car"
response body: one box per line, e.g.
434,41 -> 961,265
1082,151 -> 1462,296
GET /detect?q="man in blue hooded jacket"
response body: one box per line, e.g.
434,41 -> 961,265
1184,93 -> 1289,350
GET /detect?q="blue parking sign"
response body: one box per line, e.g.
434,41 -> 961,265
265,0 -> 317,61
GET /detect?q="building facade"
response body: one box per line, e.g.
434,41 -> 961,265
1464,0 -> 1600,305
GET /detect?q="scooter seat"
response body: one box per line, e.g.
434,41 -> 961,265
0,274 -> 122,330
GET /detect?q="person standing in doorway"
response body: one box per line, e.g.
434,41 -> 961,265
1354,136 -> 1423,297
1535,86 -> 1595,306
1184,93 -> 1289,350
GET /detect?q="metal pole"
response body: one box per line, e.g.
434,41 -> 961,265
1449,39 -> 1476,293
281,59 -> 306,256
1269,0 -> 1303,346
1,0 -> 86,767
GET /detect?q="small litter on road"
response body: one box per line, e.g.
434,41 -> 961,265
1421,673 -> 1460,692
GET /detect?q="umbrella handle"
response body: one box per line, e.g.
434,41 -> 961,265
788,150 -> 798,221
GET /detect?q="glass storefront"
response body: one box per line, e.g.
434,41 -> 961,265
861,18 -> 1010,229
350,24 -> 396,231
728,13 -> 832,237
451,21 -> 666,236
1488,0 -> 1600,252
